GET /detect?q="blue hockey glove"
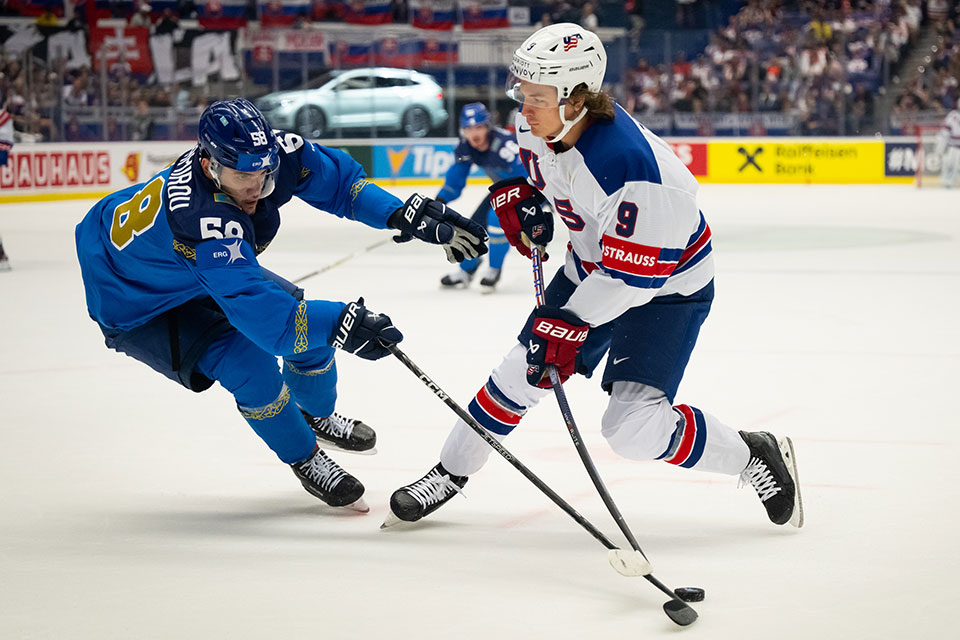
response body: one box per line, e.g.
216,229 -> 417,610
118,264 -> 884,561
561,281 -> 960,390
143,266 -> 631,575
328,297 -> 403,361
389,193 -> 488,263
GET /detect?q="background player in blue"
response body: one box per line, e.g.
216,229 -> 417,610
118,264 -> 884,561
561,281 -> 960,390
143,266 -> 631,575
437,103 -> 527,292
76,98 -> 487,512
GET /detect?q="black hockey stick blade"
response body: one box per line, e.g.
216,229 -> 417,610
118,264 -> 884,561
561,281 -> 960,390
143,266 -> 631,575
662,599 -> 698,626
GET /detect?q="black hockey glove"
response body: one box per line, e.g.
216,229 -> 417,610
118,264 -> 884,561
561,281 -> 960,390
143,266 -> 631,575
389,193 -> 488,263
328,297 -> 403,361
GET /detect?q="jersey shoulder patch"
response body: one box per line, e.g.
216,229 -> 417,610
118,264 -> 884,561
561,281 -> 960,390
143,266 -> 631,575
214,192 -> 242,208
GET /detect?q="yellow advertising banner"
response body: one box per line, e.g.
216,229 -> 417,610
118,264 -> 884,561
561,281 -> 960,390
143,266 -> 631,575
705,139 -> 888,183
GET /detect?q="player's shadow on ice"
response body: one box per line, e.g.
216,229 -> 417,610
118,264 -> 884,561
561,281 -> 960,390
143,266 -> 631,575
88,496 -> 377,542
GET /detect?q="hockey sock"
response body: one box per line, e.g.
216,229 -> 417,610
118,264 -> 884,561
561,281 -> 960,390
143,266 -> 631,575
439,379 -> 526,476
238,384 -> 317,464
282,350 -> 338,418
458,257 -> 480,273
658,404 -> 750,474
488,235 -> 509,269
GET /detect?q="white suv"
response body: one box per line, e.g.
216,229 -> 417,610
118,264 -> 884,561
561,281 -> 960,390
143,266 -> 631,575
256,67 -> 449,138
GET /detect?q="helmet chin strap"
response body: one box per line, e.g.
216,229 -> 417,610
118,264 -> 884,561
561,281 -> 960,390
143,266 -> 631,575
207,158 -> 224,189
546,104 -> 589,143
260,174 -> 275,199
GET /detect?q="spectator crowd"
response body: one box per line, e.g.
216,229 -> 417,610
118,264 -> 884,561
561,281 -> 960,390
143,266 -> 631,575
0,0 -> 956,141
623,0 -> 958,135
892,1 -> 959,119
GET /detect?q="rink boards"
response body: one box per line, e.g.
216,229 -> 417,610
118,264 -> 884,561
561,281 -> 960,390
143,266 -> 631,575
0,135 -> 926,204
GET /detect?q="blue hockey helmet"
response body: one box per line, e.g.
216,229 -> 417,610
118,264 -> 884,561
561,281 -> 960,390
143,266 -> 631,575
460,103 -> 490,129
198,98 -> 280,196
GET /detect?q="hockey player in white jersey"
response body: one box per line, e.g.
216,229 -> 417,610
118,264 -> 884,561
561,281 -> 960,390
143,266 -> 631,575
385,23 -> 803,529
0,105 -> 12,271
937,99 -> 960,188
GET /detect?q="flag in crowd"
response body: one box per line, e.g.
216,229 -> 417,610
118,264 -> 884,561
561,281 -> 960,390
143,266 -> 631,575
410,0 -> 456,31
459,0 -> 509,30
344,0 -> 392,25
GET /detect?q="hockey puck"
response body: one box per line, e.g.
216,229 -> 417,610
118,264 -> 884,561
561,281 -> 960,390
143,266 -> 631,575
674,587 -> 705,602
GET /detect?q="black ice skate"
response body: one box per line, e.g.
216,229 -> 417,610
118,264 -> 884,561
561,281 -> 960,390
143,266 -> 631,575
440,265 -> 477,288
380,463 -> 468,528
739,431 -> 804,527
302,409 -> 377,455
479,268 -> 501,293
0,245 -> 10,272
291,446 -> 368,512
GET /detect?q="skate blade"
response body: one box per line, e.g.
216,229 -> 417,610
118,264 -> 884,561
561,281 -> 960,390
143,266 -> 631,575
380,506 -> 428,529
608,549 -> 652,577
379,509 -> 409,529
779,436 -> 804,528
343,497 -> 369,513
314,437 -> 377,456
479,286 -> 496,294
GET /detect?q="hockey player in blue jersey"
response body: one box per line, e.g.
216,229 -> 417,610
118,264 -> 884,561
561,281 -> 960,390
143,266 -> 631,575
386,24 -> 803,529
437,103 -> 527,292
76,98 -> 487,512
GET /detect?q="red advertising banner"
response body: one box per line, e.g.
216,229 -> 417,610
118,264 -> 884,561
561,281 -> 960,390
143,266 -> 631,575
0,151 -> 111,190
668,141 -> 707,177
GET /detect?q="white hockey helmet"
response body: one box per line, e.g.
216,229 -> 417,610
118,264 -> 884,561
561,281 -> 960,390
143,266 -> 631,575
506,23 -> 607,141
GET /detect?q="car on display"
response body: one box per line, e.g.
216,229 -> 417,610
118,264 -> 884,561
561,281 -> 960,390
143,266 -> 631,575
255,67 -> 448,139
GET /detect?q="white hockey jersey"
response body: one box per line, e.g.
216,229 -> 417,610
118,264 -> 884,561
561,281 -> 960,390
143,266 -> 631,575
942,109 -> 960,148
515,104 -> 713,326
0,108 -> 13,166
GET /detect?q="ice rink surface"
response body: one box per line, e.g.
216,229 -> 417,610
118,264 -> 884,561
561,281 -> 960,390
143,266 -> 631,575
1,183 -> 958,639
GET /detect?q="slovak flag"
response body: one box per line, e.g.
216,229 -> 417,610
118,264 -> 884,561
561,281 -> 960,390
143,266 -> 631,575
375,38 -> 423,67
410,0 -> 455,30
89,26 -> 153,75
460,0 -> 509,30
329,41 -> 373,66
421,38 -> 458,64
344,0 -> 392,25
258,0 -> 311,26
197,0 -> 249,30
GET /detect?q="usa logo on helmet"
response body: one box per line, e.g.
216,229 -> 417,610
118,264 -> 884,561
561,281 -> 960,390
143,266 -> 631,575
563,34 -> 582,51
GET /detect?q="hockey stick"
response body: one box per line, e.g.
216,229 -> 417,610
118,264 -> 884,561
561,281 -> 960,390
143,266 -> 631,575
529,247 -> 697,626
388,346 -> 696,626
293,237 -> 392,284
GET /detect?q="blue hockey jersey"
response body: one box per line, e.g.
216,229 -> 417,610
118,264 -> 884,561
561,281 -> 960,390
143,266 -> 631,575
76,131 -> 402,358
437,127 -> 525,203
